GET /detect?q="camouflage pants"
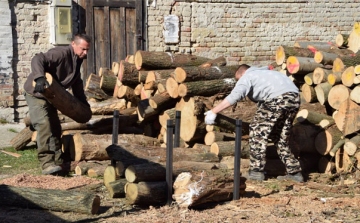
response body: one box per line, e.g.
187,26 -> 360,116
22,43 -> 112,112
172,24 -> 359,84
249,92 -> 302,174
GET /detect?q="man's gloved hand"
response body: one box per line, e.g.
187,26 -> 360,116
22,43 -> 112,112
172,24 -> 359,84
33,77 -> 48,93
204,110 -> 217,125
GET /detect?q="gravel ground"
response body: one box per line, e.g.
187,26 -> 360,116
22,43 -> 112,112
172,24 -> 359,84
0,123 -> 26,149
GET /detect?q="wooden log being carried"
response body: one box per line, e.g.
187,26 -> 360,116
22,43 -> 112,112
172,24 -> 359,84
134,50 -> 210,70
178,78 -> 237,97
0,184 -> 100,214
37,73 -> 92,123
173,65 -> 238,83
172,169 -> 247,208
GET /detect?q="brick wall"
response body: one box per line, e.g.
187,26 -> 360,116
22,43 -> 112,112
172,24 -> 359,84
0,0 -> 359,122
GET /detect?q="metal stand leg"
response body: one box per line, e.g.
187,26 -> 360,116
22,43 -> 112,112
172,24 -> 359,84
166,120 -> 174,205
111,110 -> 119,167
233,119 -> 242,200
174,111 -> 181,147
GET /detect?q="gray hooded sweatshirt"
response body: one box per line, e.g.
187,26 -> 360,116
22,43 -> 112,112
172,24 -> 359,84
225,66 -> 299,105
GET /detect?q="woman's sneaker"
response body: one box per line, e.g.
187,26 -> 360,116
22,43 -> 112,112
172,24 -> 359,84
277,172 -> 304,183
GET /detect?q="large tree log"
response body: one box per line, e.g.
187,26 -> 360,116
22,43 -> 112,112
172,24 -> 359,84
172,169 -> 247,208
134,50 -> 210,70
126,181 -> 167,205
106,144 -> 219,164
88,98 -> 127,115
286,56 -> 324,75
313,51 -> 338,65
10,127 -> 33,151
328,84 -> 350,110
334,99 -> 360,136
173,65 -> 238,83
165,77 -> 179,98
38,73 -> 92,123
294,41 -> 336,51
148,92 -> 177,110
84,74 -> 111,101
275,46 -> 315,66
332,58 -> 345,72
315,125 -> 344,155
0,185 -> 100,214
178,78 -> 237,97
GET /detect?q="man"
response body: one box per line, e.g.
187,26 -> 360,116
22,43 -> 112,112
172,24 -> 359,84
24,34 -> 91,175
204,64 -> 304,182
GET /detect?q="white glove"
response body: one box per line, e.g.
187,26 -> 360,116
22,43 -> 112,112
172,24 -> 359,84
204,110 -> 217,125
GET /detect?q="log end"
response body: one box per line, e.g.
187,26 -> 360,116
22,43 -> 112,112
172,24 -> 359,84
275,46 -> 285,66
286,56 -> 300,74
313,51 -> 323,64
174,67 -> 187,83
91,195 -> 101,214
177,84 -> 187,98
134,50 -> 143,70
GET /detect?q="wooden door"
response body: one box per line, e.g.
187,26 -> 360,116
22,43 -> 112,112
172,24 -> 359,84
84,0 -> 144,79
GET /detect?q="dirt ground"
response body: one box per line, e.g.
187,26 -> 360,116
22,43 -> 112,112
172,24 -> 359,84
0,171 -> 360,223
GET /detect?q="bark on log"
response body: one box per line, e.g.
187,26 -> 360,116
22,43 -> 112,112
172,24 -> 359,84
335,33 -> 349,48
106,178 -> 127,198
329,138 -> 346,157
315,125 -> 344,155
294,41 -> 335,51
74,161 -> 107,176
159,107 -> 177,128
87,164 -> 108,178
313,67 -> 332,85
210,140 -> 250,158
98,67 -> 114,77
89,98 -> 127,115
126,181 -> 167,205
0,184 -> 100,214
286,56 -> 324,75
204,131 -> 235,146
275,46 -> 315,66
10,127 -> 33,151
148,92 -> 177,110
334,99 -> 360,136
314,82 -> 332,105
328,84 -> 350,110
172,169 -> 247,208
165,77 -> 179,98
100,73 -> 117,94
118,60 -> 140,87
37,73 -> 92,123
106,144 -> 219,164
178,78 -> 237,97
295,109 -> 334,125
173,65 -> 238,83
313,51 -> 339,65
199,56 -> 227,68
84,74 -> 111,101
192,143 -> 211,153
145,70 -> 174,83
134,50 -> 210,70
301,84 -> 318,103
350,85 -> 360,103
335,148 -> 352,173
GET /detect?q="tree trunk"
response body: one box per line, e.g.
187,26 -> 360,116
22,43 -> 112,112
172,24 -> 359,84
314,82 -> 332,105
294,41 -> 335,51
148,92 -> 176,110
334,99 -> 360,136
275,46 -> 315,65
0,185 -> 100,214
172,169 -> 247,208
328,84 -> 350,110
134,50 -> 210,70
173,65 -> 238,83
98,67 -> 114,77
84,74 -> 111,101
126,181 -> 167,205
335,33 -> 349,48
286,56 -> 324,75
178,78 -> 236,97
315,125 -> 343,155
38,73 -> 92,123
10,127 -> 33,151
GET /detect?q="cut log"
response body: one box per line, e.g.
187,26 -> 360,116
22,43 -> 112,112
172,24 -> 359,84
117,85 -> 139,105
148,92 -> 176,110
199,56 -> 227,68
36,73 -> 92,123
112,62 -> 120,76
347,22 -> 360,53
0,184 -> 100,214
329,138 -> 346,157
350,85 -> 360,104
304,73 -> 314,86
294,41 -> 335,51
318,156 -> 335,175
125,163 -> 166,183
98,67 -> 114,77
314,51 -> 339,65
118,60 -> 140,87
145,70 -> 174,83
314,82 -> 332,105
106,144 -> 219,164
327,84 -> 350,110
275,46 -> 315,65
334,99 -> 360,136
327,71 -> 342,86
74,161 -> 106,176
100,72 -> 117,94
134,50 -> 210,70
106,178 -> 127,198
301,84 -> 318,103
315,125 -> 343,155
103,165 -> 117,188
126,181 -> 167,205
289,123 -> 324,155
159,107 -> 177,128
341,66 -> 356,87
312,67 -> 332,85
10,127 -> 33,151
335,33 -> 349,48
192,143 -> 211,153
172,169 -> 246,208
165,77 -> 179,98
84,74 -> 111,101
138,70 -> 148,83
344,135 -> 360,156
355,65 -> 360,75
173,65 -> 238,83
210,140 -> 250,158
319,119 -> 335,128
295,109 -> 334,125
335,148 -> 352,173
89,98 -> 127,115
332,58 -> 345,72
204,131 -> 235,146
178,78 -> 237,97
286,56 -> 324,75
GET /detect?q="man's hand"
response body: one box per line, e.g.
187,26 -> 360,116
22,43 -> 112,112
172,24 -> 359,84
33,77 -> 48,93
204,110 -> 217,125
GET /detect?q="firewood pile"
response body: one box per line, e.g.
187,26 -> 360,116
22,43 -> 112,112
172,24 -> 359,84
275,22 -> 360,175
10,22 -> 360,208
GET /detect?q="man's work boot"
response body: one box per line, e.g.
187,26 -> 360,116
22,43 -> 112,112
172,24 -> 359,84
42,164 -> 62,175
247,171 -> 265,181
277,172 -> 304,183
